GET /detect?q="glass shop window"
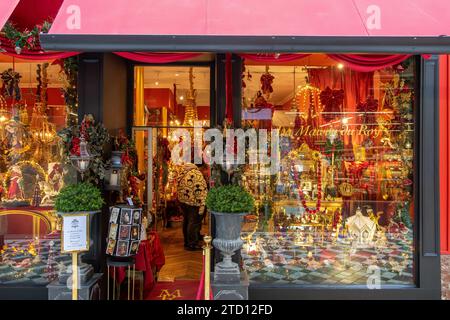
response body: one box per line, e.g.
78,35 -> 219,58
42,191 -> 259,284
0,57 -> 77,286
240,55 -> 416,287
133,66 -> 211,128
132,65 -> 211,212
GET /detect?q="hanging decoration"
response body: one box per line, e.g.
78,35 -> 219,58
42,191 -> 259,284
58,114 -> 110,183
260,66 -> 274,99
182,67 -> 198,127
1,68 -> 22,101
55,57 -> 79,126
357,95 -> 379,125
295,80 -> 322,129
1,21 -> 52,54
319,87 -> 344,122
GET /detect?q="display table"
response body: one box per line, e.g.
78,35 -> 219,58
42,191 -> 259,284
109,232 -> 165,297
47,273 -> 102,300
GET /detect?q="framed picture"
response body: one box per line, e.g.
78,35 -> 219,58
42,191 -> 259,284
108,223 -> 118,239
106,239 -> 116,255
118,225 -> 131,240
129,240 -> 140,256
132,209 -> 141,224
116,241 -> 129,257
130,225 -> 140,240
120,209 -> 132,225
109,207 -> 120,223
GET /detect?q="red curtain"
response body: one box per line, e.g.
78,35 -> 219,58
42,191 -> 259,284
0,36 -> 79,60
241,53 -> 411,72
113,52 -> 202,63
327,54 -> 412,72
240,53 -> 311,63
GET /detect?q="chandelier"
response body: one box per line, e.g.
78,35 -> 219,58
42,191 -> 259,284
182,67 -> 198,127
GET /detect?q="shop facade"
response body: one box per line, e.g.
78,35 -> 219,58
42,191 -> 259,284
0,0 -> 449,300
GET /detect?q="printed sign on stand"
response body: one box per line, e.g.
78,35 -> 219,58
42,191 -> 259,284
61,213 -> 90,253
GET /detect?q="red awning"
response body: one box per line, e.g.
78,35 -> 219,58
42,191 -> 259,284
47,0 -> 450,37
0,0 -> 20,29
41,0 -> 450,52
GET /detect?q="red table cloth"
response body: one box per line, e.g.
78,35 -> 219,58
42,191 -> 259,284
110,231 -> 165,294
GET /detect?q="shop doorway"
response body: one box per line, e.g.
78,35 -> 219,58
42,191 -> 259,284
132,126 -> 210,299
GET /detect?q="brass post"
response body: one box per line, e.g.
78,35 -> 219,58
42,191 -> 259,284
203,235 -> 212,300
72,252 -> 78,300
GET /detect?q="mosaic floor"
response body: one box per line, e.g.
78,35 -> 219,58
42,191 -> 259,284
0,238 -> 72,286
241,231 -> 414,287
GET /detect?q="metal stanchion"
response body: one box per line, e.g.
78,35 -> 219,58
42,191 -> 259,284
203,236 -> 212,300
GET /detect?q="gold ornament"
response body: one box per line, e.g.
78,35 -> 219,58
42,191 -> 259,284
182,67 -> 198,126
338,182 -> 353,197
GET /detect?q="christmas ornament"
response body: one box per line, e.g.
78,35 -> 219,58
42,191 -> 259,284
182,67 -> 198,126
319,86 -> 344,121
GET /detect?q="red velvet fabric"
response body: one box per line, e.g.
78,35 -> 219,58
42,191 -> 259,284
241,53 -> 411,72
113,52 -> 201,63
111,233 -> 165,294
240,53 -> 311,63
0,36 -> 79,60
327,54 -> 412,72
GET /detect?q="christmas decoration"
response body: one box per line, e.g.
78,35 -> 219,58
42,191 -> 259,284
182,67 -> 198,126
1,21 -> 51,53
58,114 -> 110,183
1,68 -> 22,101
260,66 -> 274,98
319,87 -> 344,121
55,57 -> 79,126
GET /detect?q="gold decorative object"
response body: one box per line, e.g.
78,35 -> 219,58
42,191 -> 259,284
182,67 -> 198,126
294,81 -> 322,127
346,207 -> 376,248
339,182 -> 353,197
0,95 -> 11,124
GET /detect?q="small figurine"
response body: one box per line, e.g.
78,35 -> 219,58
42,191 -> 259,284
7,165 -> 24,200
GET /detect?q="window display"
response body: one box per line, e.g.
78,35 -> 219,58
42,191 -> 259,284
0,57 -> 77,286
240,56 -> 416,287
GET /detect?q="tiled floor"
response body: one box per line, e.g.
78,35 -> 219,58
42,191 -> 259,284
157,222 -> 208,282
242,231 -> 414,287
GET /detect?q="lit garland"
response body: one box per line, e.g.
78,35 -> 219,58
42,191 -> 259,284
56,57 -> 79,126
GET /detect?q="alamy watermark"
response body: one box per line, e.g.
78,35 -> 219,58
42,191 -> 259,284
171,121 -> 280,175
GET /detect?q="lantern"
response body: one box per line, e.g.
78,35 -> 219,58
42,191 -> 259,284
69,137 -> 93,180
105,151 -> 124,190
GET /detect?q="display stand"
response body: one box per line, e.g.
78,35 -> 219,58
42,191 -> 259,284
106,257 -> 136,300
47,273 -> 102,300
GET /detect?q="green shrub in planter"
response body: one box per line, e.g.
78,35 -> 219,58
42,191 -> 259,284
206,185 -> 254,213
55,182 -> 104,213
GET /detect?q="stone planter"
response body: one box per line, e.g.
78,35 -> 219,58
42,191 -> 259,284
211,211 -> 246,283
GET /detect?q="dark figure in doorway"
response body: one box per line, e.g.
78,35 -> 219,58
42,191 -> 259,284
177,163 -> 207,251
